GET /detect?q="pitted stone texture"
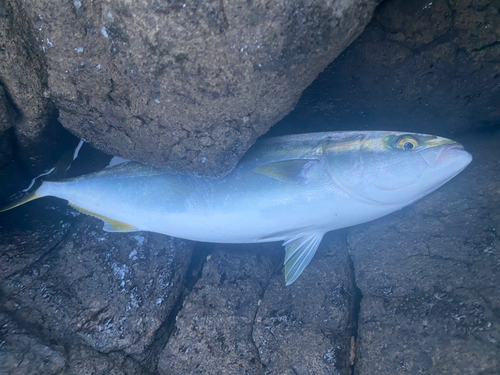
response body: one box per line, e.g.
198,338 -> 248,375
0,311 -> 140,375
0,209 -> 193,362
158,244 -> 279,374
0,312 -> 66,375
253,233 -> 355,375
0,85 -> 15,132
159,233 -> 356,375
348,131 -> 500,374
0,0 -> 52,138
18,0 -> 378,176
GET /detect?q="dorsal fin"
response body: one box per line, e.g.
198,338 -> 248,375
253,159 -> 318,183
69,203 -> 138,232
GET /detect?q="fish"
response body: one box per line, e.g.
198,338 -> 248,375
0,131 -> 472,285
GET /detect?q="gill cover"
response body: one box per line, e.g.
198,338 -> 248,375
321,132 -> 452,206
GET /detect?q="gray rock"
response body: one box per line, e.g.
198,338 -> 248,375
0,85 -> 15,132
14,0 -> 378,176
272,0 -> 500,136
159,233 -> 356,375
0,309 -> 142,375
0,312 -> 66,375
0,0 -> 52,138
158,244 -> 279,374
0,202 -> 193,367
348,131 -> 500,373
253,233 -> 355,375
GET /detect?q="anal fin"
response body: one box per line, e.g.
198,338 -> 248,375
69,203 -> 138,232
283,232 -> 324,286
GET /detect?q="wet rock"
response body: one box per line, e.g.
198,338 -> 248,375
159,233 -> 356,375
158,244 -> 279,374
0,85 -> 15,132
0,309 -> 141,375
64,345 -> 142,375
0,311 -> 66,375
0,202 -> 194,367
271,0 -> 500,136
348,130 -> 500,373
0,0 -> 72,176
0,200 -> 75,279
253,232 -> 355,375
11,0 -> 379,176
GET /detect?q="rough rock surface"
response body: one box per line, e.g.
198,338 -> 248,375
348,130 -> 500,374
9,0 -> 378,176
0,0 -> 52,137
0,85 -> 15,132
0,311 -> 66,375
159,233 -> 356,375
270,0 -> 500,136
0,200 -> 194,373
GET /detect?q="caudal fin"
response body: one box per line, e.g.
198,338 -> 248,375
0,191 -> 41,212
0,148 -> 75,213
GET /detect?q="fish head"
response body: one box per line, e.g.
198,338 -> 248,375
323,131 -> 472,206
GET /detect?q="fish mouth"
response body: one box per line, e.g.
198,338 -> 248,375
434,143 -> 466,165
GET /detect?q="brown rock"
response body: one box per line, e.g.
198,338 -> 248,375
0,0 -> 53,138
12,0 -> 379,176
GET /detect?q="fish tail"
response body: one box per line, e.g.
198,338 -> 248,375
0,147 -> 75,213
0,190 -> 41,212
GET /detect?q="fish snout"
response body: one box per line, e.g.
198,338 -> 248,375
420,142 -> 471,169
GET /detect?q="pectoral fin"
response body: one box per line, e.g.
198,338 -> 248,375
253,159 -> 318,183
69,204 -> 138,232
283,232 -> 324,286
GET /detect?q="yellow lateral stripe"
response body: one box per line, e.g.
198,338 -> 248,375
68,203 -> 136,231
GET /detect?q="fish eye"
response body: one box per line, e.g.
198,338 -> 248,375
397,136 -> 418,151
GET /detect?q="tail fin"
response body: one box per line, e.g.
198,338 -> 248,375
0,144 -> 80,212
0,191 -> 41,212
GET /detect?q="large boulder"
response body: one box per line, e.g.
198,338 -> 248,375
4,0 -> 379,176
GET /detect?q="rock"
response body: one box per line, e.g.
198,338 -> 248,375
0,0 -> 52,136
11,0 -> 379,176
348,130 -> 500,374
0,311 -> 66,375
270,0 -> 500,136
0,85 -> 15,132
0,310 -> 141,375
0,0 -> 79,176
0,200 -> 194,370
159,233 -> 356,375
253,232 -> 356,375
158,244 -> 279,374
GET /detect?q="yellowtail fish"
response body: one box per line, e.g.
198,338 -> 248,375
0,131 -> 472,285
